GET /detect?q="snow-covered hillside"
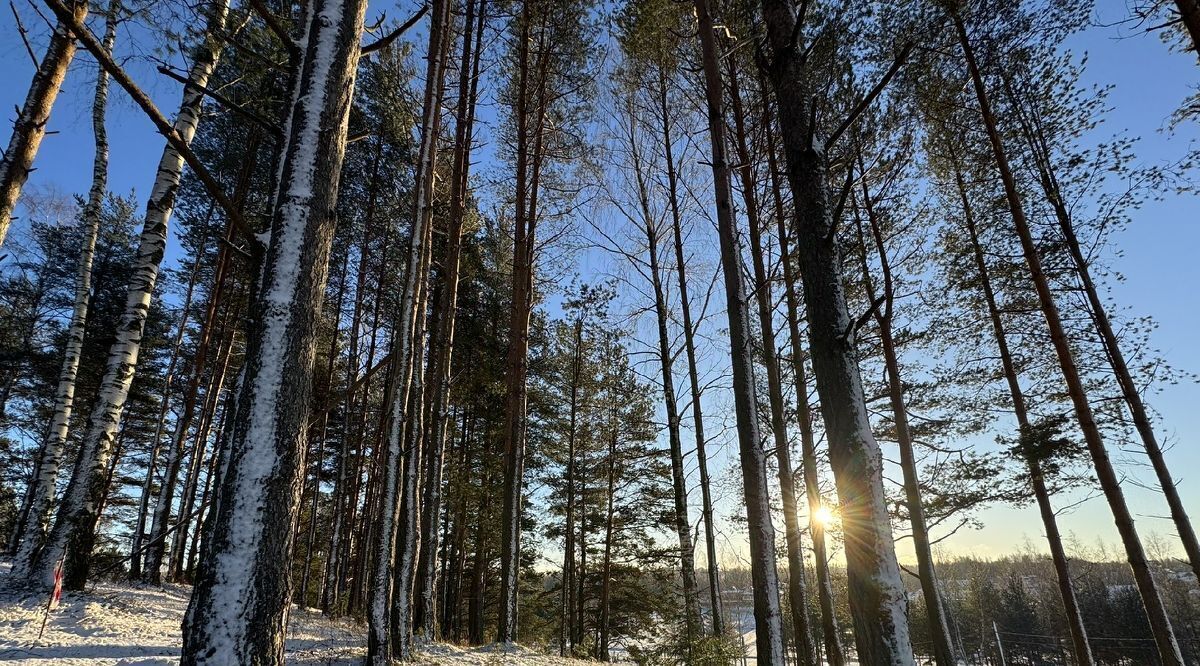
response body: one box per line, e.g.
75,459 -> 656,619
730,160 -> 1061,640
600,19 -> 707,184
0,569 -> 615,665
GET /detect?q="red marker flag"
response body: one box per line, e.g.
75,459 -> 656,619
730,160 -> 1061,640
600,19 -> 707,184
49,557 -> 64,610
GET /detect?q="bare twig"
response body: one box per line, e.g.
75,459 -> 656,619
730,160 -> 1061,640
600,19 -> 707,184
361,3 -> 429,55
10,1 -> 39,67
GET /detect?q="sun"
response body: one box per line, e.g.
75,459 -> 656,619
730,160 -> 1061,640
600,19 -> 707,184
812,504 -> 837,527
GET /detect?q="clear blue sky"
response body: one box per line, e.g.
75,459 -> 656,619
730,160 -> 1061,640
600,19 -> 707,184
0,0 -> 1197,563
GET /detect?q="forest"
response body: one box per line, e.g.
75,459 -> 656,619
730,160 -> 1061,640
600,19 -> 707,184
0,0 -> 1198,663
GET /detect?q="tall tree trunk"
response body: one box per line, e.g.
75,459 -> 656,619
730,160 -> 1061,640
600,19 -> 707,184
414,0 -> 486,637
626,102 -> 702,645
298,248 -> 350,607
168,307 -> 236,581
0,0 -> 88,249
1172,0 -> 1200,58
764,97 -> 846,666
144,129 -> 257,581
179,0 -> 368,658
691,0 -> 786,661
952,161 -> 1095,666
33,0 -> 229,591
851,169 -> 955,666
391,237 -> 434,659
953,12 -> 1184,665
757,0 -> 914,661
11,2 -> 114,578
597,422 -> 617,662
561,320 -> 582,656
497,0 -> 550,643
1007,80 -> 1200,585
368,0 -> 451,657
129,239 -> 206,580
727,56 -> 815,666
656,69 -> 724,637
323,135 -> 381,614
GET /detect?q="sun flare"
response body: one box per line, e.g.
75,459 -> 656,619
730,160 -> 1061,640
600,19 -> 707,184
812,504 -> 837,527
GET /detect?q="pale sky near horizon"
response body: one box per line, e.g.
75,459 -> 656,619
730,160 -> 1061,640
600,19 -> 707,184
0,0 -> 1196,568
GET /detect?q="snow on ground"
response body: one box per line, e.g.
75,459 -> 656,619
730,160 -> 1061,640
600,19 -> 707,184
0,565 -> 613,665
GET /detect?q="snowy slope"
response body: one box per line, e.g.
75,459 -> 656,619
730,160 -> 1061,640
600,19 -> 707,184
0,567 -> 615,665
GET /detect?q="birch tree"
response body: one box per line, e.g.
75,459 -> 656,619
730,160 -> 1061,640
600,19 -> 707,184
31,0 -> 230,590
11,0 -> 117,579
0,0 -> 89,249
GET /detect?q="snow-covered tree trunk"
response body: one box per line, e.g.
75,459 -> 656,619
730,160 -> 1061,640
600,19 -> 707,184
178,0 -> 368,659
413,0 -> 483,636
10,3 -> 114,580
757,0 -> 914,661
954,11 -> 1184,665
392,240 -> 432,659
0,1 -> 88,250
367,0 -> 449,658
32,0 -> 228,591
692,0 -> 786,661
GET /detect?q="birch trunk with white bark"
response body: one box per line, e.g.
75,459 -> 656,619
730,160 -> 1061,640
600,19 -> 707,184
11,3 -> 115,580
32,0 -> 228,591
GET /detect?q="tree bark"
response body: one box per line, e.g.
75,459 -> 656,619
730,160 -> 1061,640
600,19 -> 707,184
727,56 -> 815,666
691,0 -> 786,661
168,305 -> 237,581
179,0 -> 367,658
954,12 -> 1184,665
851,166 -> 955,666
1173,0 -> 1200,59
414,0 -> 486,637
0,0 -> 89,249
756,0 -> 915,661
764,96 -> 846,666
497,0 -> 551,643
368,0 -> 451,657
11,2 -> 114,578
129,236 -> 206,580
598,416 -> 617,661
33,0 -> 229,591
951,161 -> 1094,666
